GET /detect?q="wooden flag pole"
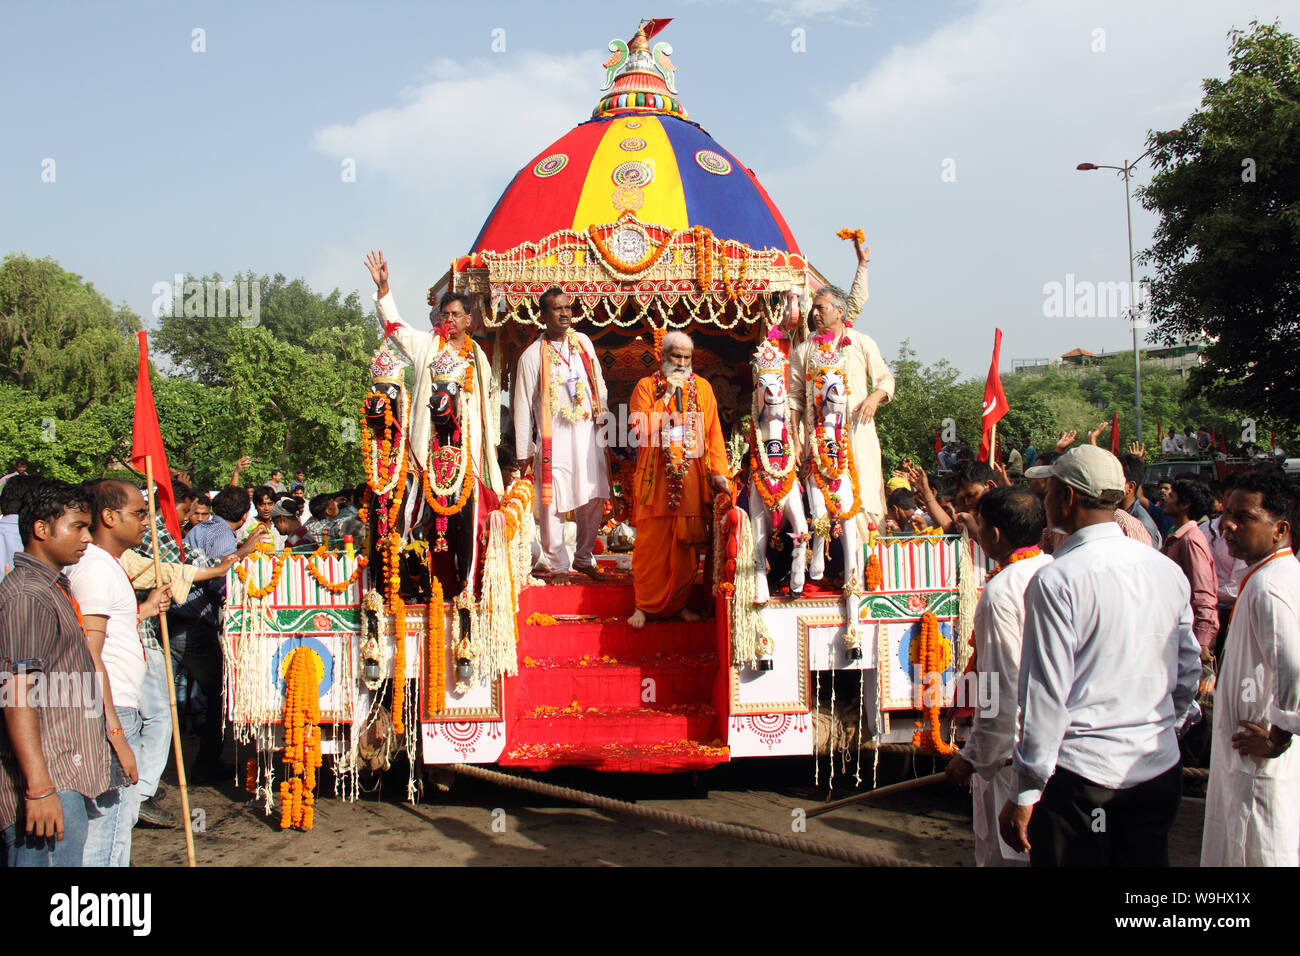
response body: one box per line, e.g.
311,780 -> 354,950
804,771 -> 947,819
989,422 -> 998,463
144,455 -> 197,868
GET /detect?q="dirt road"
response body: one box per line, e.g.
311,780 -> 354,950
132,749 -> 1207,867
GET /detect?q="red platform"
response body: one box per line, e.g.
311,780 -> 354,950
499,576 -> 731,773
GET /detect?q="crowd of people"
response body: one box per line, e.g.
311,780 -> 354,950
895,445 -> 1299,867
0,239 -> 1295,869
0,456 -> 371,867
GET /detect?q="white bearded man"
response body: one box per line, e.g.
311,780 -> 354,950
788,238 -> 895,530
627,331 -> 729,629
512,287 -> 611,579
1201,471 -> 1300,867
365,250 -> 503,498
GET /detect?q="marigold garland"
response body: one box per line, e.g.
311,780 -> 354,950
836,227 -> 866,244
424,576 -> 445,719
279,647 -> 324,830
911,612 -> 956,756
526,612 -> 559,626
748,423 -> 795,518
865,554 -> 883,591
587,220 -> 676,274
305,544 -> 369,593
422,436 -> 476,516
234,548 -> 291,599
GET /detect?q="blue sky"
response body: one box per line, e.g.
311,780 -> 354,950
2,0 -> 1292,377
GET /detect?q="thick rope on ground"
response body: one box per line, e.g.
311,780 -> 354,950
449,763 -> 925,867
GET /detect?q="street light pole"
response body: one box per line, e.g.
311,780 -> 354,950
1121,158 -> 1142,445
1076,129 -> 1179,450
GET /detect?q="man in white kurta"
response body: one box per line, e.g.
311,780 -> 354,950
1201,477 -> 1300,867
364,251 -> 504,498
788,240 -> 895,528
512,289 -> 610,577
946,486 -> 1052,866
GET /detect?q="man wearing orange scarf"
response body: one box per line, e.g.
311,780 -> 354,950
627,331 -> 730,628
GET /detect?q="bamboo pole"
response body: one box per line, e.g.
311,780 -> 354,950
144,456 -> 197,867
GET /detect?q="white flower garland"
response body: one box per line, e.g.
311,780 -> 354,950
545,331 -> 591,424
729,509 -> 774,667
478,511 -> 519,682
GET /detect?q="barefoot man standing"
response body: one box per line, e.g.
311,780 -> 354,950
626,332 -> 729,628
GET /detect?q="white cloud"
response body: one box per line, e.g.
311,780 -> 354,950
763,0 -> 1294,373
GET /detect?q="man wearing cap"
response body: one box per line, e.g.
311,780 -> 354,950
999,445 -> 1201,866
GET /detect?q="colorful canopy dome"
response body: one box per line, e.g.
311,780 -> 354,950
454,19 -> 806,330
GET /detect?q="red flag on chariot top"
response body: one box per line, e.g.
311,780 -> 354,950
131,331 -> 184,556
977,329 -> 1008,462
934,428 -> 942,455
1271,431 -> 1276,449
1221,433 -> 1228,453
1109,411 -> 1120,455
643,17 -> 673,39
1157,417 -> 1163,443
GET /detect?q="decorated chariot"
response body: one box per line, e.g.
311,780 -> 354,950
223,19 -> 991,828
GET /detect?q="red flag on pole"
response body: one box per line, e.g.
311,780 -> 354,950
934,428 -> 942,455
1109,411 -> 1120,455
131,331 -> 184,553
643,17 -> 673,39
1220,433 -> 1227,453
1157,417 -> 1162,443
978,329 -> 1009,462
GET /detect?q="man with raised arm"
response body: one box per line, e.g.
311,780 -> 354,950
788,237 -> 895,530
363,250 -> 503,498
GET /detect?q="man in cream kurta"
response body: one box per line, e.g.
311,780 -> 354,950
364,251 -> 504,498
512,289 -> 610,577
945,486 -> 1052,866
1201,476 -> 1300,867
789,239 -> 895,528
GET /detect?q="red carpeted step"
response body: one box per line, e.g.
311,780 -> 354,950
517,620 -> 715,659
499,739 -> 730,773
515,654 -> 717,710
508,704 -> 717,748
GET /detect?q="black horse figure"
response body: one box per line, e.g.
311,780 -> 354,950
424,375 -> 481,599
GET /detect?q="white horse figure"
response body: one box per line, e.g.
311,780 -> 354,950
747,341 -> 807,603
804,356 -> 865,655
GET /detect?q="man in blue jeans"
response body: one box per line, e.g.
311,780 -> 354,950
0,480 -> 111,866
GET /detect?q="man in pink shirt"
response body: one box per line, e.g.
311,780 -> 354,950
1162,479 -> 1219,658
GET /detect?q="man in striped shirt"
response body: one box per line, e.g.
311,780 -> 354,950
0,481 -> 110,866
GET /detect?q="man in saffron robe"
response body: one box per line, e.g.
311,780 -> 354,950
627,331 -> 729,628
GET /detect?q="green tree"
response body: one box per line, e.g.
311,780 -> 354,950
155,272 -> 380,488
0,254 -> 141,416
1141,20 -> 1300,424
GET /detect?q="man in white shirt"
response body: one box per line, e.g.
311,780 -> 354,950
999,445 -> 1200,866
1161,433 -> 1179,455
1201,472 -> 1300,866
512,288 -> 610,578
69,481 -> 170,867
0,474 -> 33,583
945,485 -> 1052,866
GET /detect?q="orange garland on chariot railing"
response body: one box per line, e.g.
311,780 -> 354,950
235,548 -> 291,599
305,544 -> 369,593
279,647 -> 324,830
424,576 -> 445,719
911,612 -> 956,756
865,554 -> 883,591
381,531 -> 407,735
